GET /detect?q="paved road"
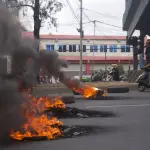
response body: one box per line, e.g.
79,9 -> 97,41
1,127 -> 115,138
2,91 -> 150,150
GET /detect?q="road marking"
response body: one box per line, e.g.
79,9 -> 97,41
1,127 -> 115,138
86,104 -> 150,108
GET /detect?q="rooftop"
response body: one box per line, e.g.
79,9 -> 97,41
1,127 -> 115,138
40,34 -> 126,40
21,32 -> 126,40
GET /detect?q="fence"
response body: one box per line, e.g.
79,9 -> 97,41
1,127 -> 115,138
128,70 -> 143,83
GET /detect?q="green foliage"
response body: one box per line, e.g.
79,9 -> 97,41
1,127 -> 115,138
7,0 -> 63,28
117,64 -> 124,75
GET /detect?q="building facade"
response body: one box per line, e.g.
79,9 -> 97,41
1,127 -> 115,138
40,34 -> 133,76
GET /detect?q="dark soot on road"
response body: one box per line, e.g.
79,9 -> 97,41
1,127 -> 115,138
46,107 -> 116,118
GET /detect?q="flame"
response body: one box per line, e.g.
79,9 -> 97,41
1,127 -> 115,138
35,96 -> 66,110
10,115 -> 63,140
10,94 -> 65,140
72,85 -> 99,99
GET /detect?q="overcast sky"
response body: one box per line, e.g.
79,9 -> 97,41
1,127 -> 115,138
20,0 -> 127,36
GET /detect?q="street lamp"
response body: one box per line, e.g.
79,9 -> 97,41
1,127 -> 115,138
105,50 -> 107,81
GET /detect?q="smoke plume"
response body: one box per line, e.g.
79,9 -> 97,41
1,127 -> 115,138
0,2 -> 84,145
0,4 -> 70,144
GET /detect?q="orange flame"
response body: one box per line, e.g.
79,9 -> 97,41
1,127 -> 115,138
10,96 -> 65,140
36,96 -> 66,110
73,85 -> 99,99
10,115 -> 63,140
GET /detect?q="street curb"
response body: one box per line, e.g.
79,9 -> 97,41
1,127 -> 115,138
35,84 -> 138,92
45,84 -> 138,99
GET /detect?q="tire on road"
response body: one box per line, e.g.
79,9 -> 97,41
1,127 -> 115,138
138,83 -> 146,92
61,96 -> 75,104
107,86 -> 129,93
72,90 -> 80,95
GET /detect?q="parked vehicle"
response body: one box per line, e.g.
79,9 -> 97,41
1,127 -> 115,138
137,68 -> 150,92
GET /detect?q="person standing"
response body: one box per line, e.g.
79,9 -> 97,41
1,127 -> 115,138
37,74 -> 40,84
145,40 -> 150,83
145,40 -> 150,64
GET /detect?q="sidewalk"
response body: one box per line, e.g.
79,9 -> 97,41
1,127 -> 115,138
37,82 -> 137,88
33,82 -> 138,96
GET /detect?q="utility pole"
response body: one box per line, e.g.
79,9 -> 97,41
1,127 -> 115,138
92,20 -> 96,73
79,0 -> 83,81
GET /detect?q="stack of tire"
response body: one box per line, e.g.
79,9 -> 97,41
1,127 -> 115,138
73,86 -> 129,96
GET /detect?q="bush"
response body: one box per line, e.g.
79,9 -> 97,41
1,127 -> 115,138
118,64 -> 124,75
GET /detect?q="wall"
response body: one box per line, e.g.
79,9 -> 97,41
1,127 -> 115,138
59,63 -> 133,77
40,38 -> 133,58
39,37 -> 133,76
89,64 -> 133,72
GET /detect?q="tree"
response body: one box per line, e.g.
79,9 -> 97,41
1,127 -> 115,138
117,64 -> 124,75
7,0 -> 63,50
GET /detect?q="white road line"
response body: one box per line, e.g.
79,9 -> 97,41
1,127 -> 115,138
86,104 -> 150,108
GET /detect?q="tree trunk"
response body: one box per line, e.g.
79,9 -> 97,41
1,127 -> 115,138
34,0 -> 41,83
34,0 -> 41,51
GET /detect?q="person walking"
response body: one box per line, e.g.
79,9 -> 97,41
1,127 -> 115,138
145,40 -> 150,83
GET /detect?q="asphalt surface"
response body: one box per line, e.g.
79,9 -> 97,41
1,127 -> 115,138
2,91 -> 150,150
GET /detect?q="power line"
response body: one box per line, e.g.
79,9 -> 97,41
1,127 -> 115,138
81,10 -> 122,29
95,20 -> 122,29
83,11 -> 91,22
94,25 -> 125,34
76,1 -> 91,23
59,21 -> 90,26
83,8 -> 122,20
65,0 -> 79,22
95,25 -> 125,40
74,3 -> 122,30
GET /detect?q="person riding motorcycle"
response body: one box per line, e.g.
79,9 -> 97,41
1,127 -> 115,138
112,64 -> 120,81
143,62 -> 150,83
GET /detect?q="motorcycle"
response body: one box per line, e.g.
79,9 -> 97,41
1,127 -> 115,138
137,68 -> 150,92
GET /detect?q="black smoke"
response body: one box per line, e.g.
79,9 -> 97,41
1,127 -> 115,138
0,4 -> 70,145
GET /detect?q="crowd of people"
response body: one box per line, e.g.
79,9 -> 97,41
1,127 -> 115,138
38,75 -> 60,84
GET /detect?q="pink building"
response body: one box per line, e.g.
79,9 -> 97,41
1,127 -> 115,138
22,32 -> 135,76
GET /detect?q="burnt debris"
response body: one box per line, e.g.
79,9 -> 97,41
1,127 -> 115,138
11,125 -> 106,142
46,107 -> 116,118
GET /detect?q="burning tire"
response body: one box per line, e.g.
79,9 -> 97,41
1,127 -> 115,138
72,90 -> 80,95
72,88 -> 105,98
61,96 -> 75,104
88,89 -> 105,99
107,86 -> 129,93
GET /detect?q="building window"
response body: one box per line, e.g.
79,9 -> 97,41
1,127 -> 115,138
110,45 -> 117,52
63,45 -> 66,52
100,45 -> 107,52
121,45 -> 130,52
90,45 -> 93,52
69,45 -> 73,52
79,45 -> 86,52
90,45 -> 98,52
73,45 -> 76,52
126,45 -> 130,52
94,45 -> 98,52
78,45 -> 80,51
104,45 -> 107,52
121,45 -> 125,52
58,45 -> 63,52
46,44 -> 54,51
83,45 -> 86,52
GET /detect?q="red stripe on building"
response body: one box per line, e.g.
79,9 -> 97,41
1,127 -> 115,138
59,56 -> 133,61
40,34 -> 126,40
22,32 -> 34,39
